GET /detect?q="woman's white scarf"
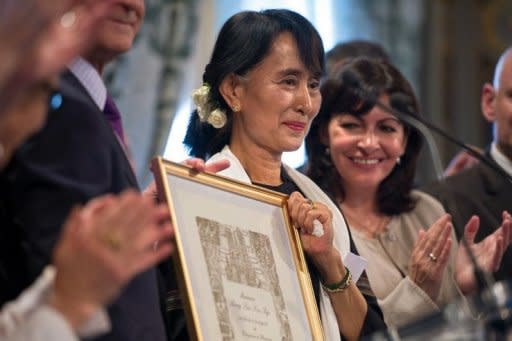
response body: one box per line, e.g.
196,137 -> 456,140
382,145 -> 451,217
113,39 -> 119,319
208,145 -> 350,341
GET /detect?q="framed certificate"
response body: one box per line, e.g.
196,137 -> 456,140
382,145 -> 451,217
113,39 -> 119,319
152,157 -> 324,340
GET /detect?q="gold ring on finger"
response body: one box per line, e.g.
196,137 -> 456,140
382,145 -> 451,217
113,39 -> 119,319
104,233 -> 121,251
306,198 -> 315,210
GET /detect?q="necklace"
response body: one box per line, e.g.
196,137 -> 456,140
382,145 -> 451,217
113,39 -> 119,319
339,204 -> 391,239
340,203 -> 405,277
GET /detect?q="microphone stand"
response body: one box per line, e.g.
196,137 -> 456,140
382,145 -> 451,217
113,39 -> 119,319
341,70 -> 512,185
389,92 -> 512,335
381,94 -> 501,311
387,93 -> 512,185
382,94 -> 511,339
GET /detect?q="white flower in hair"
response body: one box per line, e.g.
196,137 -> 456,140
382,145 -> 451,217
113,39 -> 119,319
191,83 -> 227,129
192,84 -> 210,121
207,109 -> 227,128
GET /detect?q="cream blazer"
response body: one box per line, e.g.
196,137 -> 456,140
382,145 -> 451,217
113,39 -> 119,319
351,190 -> 466,327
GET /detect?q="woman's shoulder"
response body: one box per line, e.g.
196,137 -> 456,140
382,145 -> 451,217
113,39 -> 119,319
408,190 -> 446,216
391,191 -> 446,234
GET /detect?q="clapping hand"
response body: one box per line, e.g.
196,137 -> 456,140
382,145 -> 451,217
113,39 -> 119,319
455,211 -> 512,294
408,214 -> 453,300
50,190 -> 173,329
443,148 -> 481,177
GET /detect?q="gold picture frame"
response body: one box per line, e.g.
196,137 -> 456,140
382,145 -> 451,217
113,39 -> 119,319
152,157 -> 324,340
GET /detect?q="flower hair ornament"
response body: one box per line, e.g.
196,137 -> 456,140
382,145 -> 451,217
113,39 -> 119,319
191,83 -> 227,129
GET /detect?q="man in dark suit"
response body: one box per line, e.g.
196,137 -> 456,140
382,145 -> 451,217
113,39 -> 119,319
425,47 -> 512,282
1,1 -> 169,340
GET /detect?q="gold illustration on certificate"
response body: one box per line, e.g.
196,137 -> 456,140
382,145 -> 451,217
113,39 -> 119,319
197,216 -> 292,340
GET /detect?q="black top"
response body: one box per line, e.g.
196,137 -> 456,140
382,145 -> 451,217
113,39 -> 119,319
255,167 -> 387,340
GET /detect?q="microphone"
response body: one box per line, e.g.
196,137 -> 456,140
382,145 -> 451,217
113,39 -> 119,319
388,92 -> 512,338
389,92 -> 512,184
341,68 -> 510,336
342,69 -> 512,184
389,94 -> 444,180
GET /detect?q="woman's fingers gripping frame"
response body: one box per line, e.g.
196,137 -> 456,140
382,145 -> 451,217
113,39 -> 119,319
287,192 -> 331,236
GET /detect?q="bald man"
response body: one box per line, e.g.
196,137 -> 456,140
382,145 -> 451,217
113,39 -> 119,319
425,47 -> 512,282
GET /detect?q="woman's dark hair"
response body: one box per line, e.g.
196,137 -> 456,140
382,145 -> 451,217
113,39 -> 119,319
183,9 -> 325,159
326,40 -> 390,76
305,57 -> 423,215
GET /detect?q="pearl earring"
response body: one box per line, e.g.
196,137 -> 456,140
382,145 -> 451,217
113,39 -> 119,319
396,157 -> 401,165
325,147 -> 330,156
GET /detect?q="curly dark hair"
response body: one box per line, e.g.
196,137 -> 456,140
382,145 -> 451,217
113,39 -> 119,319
305,57 -> 423,215
183,9 -> 325,159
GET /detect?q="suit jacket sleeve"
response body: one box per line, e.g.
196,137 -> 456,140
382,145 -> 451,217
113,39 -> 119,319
5,74 -> 137,278
3,73 -> 167,341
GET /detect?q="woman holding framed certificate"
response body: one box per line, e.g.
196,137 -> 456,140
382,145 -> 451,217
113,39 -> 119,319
184,9 -> 386,341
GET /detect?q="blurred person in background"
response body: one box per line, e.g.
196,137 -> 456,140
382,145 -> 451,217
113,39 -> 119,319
425,47 -> 512,282
0,1 -> 174,340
